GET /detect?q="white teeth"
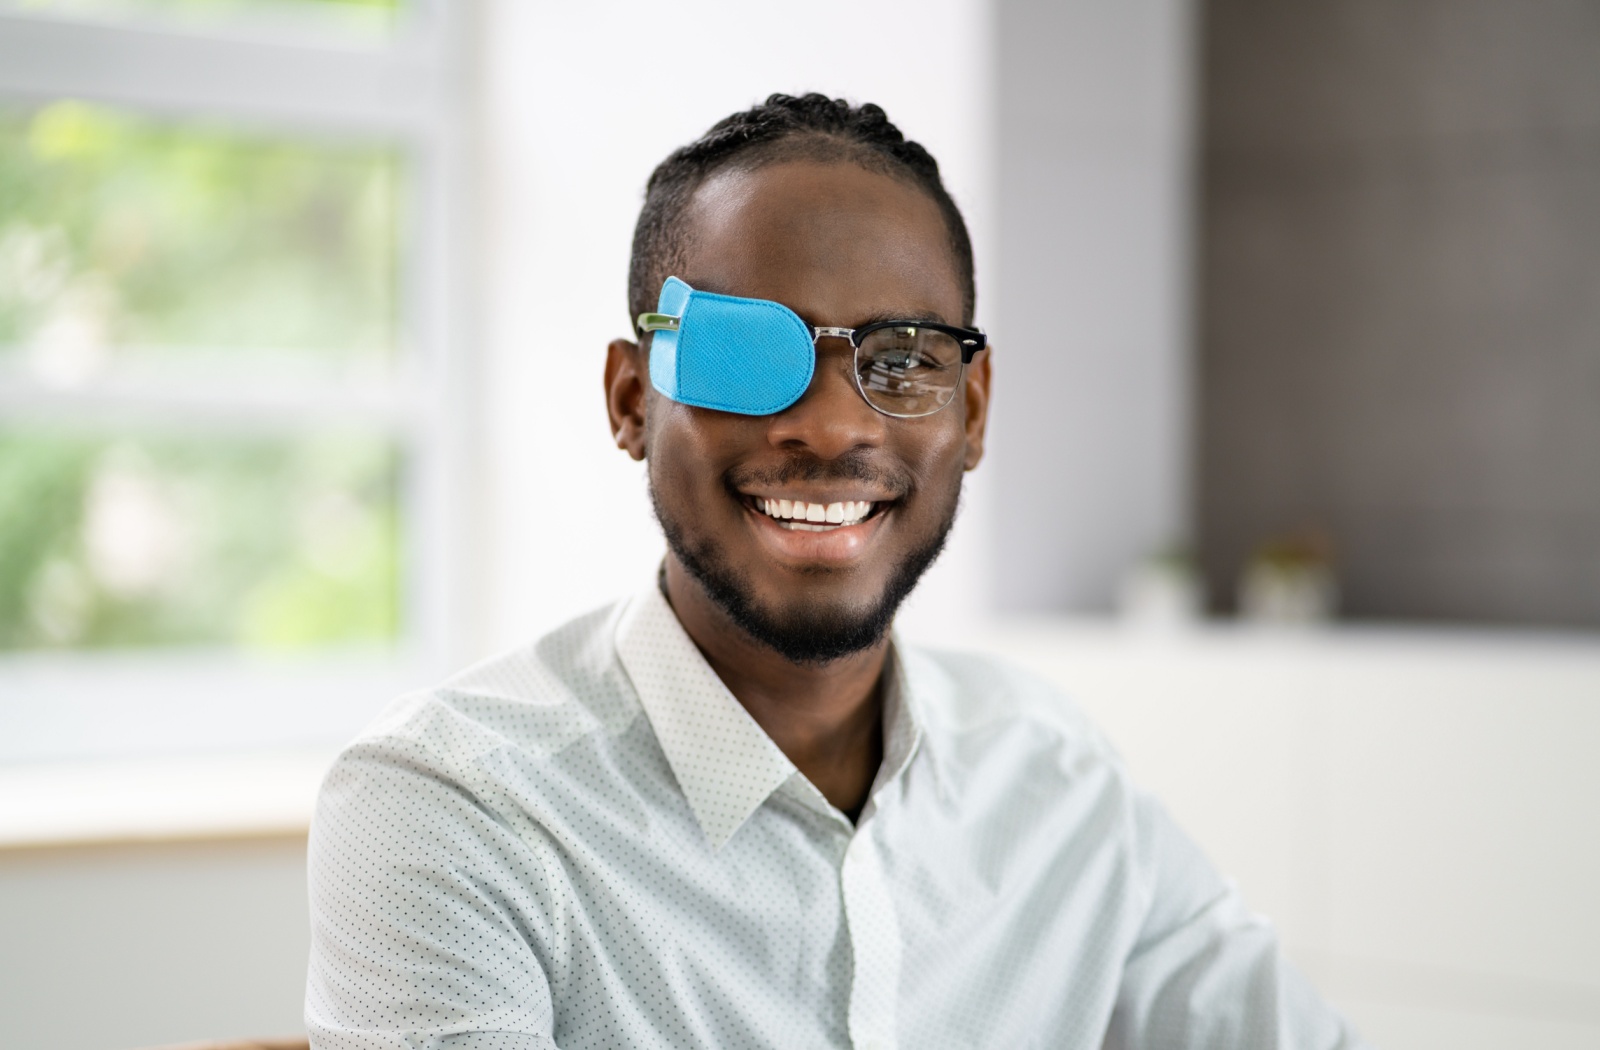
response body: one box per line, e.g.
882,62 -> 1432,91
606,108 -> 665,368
755,497 -> 879,527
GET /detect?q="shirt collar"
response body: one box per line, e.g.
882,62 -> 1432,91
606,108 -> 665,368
614,579 -> 935,847
615,581 -> 797,850
870,644 -> 924,800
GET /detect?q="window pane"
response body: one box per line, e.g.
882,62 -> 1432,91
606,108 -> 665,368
0,101 -> 402,383
0,426 -> 401,652
4,0 -> 403,37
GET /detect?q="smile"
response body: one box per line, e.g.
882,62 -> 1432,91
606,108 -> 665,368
749,497 -> 881,532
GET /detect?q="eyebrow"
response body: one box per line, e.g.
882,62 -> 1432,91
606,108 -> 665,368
807,309 -> 953,329
867,310 -> 950,326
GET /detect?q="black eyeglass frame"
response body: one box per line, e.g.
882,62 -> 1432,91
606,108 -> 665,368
818,320 -> 988,361
637,311 -> 990,419
812,319 -> 988,419
636,313 -> 988,364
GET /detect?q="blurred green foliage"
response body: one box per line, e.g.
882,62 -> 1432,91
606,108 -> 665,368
0,100 -> 406,652
0,428 -> 400,651
0,100 -> 400,368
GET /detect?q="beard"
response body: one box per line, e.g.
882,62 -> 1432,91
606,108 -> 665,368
650,459 -> 960,666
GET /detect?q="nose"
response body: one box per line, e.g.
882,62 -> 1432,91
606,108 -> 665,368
765,344 -> 888,458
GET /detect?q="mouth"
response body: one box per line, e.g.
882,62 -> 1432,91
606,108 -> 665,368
739,494 -> 892,532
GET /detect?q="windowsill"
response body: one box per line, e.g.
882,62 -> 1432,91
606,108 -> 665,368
4,619 -> 1596,853
0,648 -> 427,765
0,746 -> 339,852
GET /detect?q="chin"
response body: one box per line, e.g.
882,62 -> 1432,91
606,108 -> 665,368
708,576 -> 902,666
658,500 -> 954,667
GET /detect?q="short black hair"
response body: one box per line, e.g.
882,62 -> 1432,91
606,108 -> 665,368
628,92 -> 977,329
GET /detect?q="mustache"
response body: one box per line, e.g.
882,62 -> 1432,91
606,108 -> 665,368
725,450 -> 912,497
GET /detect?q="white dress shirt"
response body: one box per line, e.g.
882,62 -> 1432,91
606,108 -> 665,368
306,581 -> 1368,1049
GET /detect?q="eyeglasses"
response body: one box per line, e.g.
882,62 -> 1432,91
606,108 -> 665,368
637,277 -> 987,419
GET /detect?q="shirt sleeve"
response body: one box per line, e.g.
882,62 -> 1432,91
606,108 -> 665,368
304,735 -> 561,1050
1103,792 -> 1373,1050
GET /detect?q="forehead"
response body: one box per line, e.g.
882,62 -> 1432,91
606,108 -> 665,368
675,160 -> 965,326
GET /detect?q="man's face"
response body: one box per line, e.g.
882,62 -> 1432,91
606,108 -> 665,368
617,159 -> 989,663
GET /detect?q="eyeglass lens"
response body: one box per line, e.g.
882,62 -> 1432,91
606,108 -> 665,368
855,326 -> 964,417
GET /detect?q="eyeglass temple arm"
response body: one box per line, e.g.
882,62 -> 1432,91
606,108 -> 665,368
636,313 -> 680,334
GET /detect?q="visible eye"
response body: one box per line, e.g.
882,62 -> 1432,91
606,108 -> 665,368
857,327 -> 960,392
865,346 -> 940,373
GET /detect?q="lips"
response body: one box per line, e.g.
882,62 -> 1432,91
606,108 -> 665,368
727,486 -> 892,566
726,457 -> 905,561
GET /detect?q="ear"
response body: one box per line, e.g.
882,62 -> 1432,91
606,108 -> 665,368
960,345 -> 992,471
605,338 -> 649,461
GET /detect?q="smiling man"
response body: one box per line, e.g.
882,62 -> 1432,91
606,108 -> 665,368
306,95 -> 1366,1049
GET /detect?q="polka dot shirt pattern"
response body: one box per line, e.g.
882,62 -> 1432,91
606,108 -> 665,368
305,582 -> 1370,1049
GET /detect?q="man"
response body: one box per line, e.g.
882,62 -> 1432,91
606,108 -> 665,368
306,94 -> 1367,1049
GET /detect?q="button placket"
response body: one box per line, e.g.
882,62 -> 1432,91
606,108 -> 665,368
841,825 -> 900,1050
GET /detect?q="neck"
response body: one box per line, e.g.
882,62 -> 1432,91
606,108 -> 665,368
662,557 -> 887,819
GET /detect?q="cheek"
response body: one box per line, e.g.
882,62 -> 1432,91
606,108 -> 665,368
646,404 -> 754,498
899,418 -> 969,494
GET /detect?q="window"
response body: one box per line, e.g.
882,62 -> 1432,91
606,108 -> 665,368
0,0 -> 471,762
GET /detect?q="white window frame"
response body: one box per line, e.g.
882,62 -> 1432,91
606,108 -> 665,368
0,2 -> 476,763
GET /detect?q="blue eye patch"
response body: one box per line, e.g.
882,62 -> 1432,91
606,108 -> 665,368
637,276 -> 816,416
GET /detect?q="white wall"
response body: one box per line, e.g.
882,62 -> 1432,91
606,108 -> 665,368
990,0 -> 1197,613
474,0 -> 996,657
0,838 -> 310,1050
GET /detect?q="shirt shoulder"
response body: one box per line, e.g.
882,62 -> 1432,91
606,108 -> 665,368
350,598 -> 643,777
900,643 -> 1121,762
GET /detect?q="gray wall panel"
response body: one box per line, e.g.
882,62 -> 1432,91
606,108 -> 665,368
1199,0 -> 1600,625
